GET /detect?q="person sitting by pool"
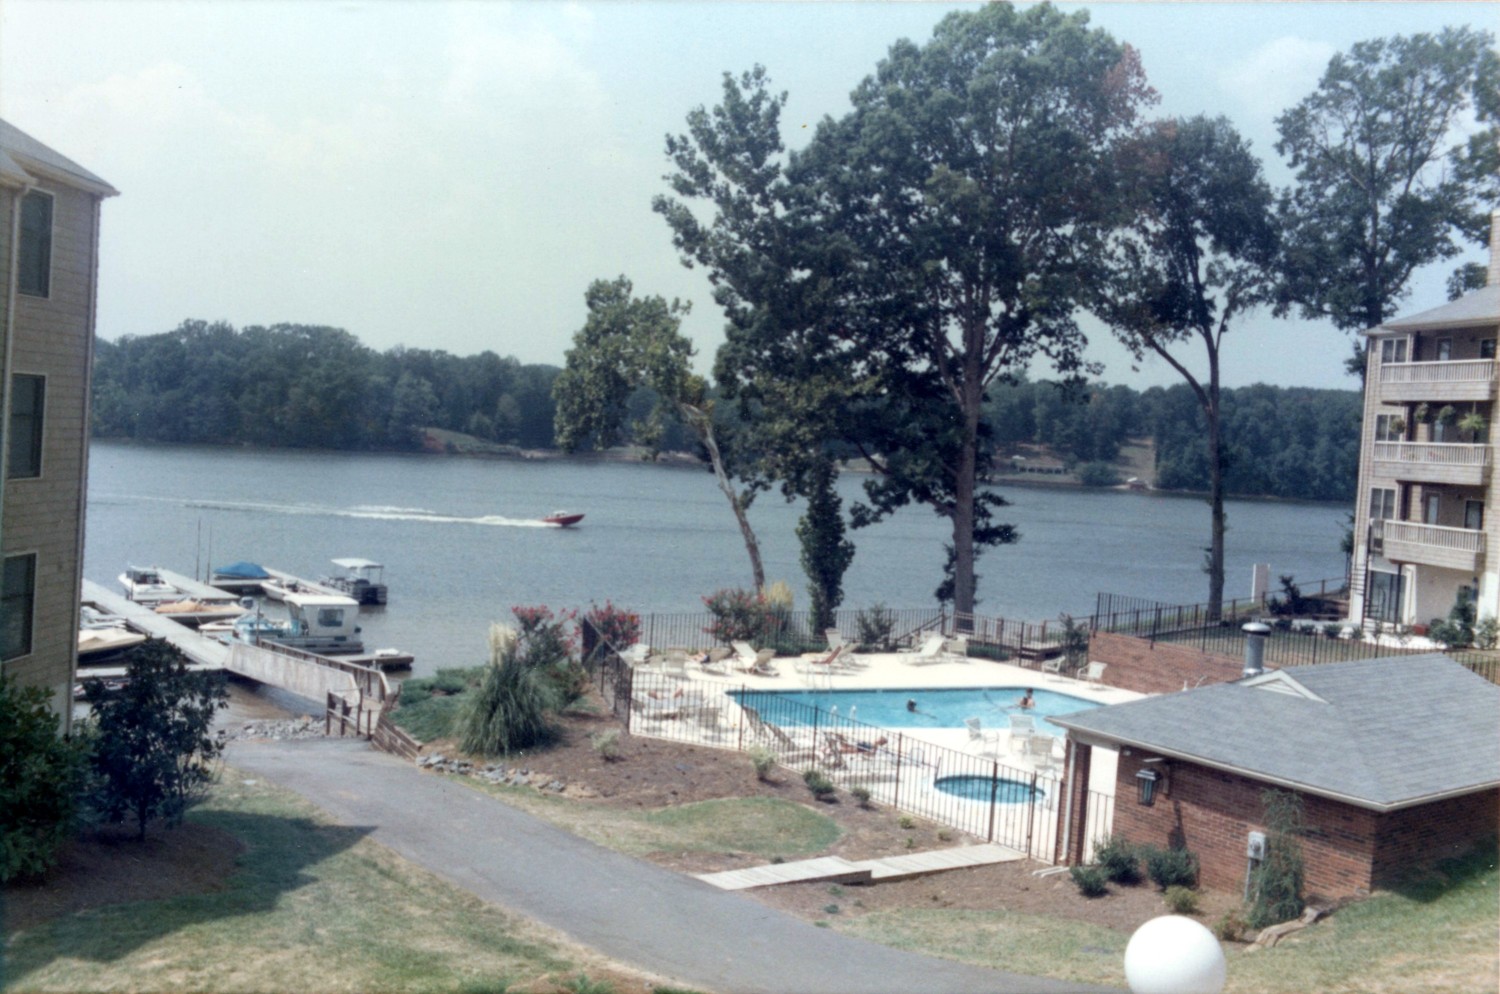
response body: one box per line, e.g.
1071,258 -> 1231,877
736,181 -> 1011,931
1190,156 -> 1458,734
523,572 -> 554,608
1017,688 -> 1035,709
829,733 -> 889,755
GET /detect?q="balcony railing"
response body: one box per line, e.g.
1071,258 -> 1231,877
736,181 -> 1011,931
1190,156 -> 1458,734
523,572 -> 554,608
1371,519 -> 1486,571
1371,442 -> 1491,485
1377,360 -> 1496,402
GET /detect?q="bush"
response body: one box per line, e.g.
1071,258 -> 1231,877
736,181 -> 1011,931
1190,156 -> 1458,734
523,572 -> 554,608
702,588 -> 780,645
1475,616 -> 1500,651
1093,834 -> 1143,885
1213,909 -> 1247,941
1070,864 -> 1109,897
590,729 -> 621,761
1,678 -> 88,881
459,624 -> 556,757
583,601 -> 641,655
849,784 -> 872,808
85,639 -> 228,841
1429,589 -> 1478,649
802,768 -> 836,800
1077,461 -> 1121,487
1145,846 -> 1199,890
398,666 -> 482,706
1247,790 -> 1307,929
748,746 -> 777,780
1164,885 -> 1199,914
854,604 -> 896,651
512,606 -> 588,709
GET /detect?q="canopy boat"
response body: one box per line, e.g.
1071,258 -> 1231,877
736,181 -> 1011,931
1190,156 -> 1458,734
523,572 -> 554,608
541,510 -> 584,527
206,593 -> 365,654
320,557 -> 388,605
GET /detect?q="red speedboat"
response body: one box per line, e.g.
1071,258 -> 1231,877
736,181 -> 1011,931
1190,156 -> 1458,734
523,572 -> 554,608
541,510 -> 585,527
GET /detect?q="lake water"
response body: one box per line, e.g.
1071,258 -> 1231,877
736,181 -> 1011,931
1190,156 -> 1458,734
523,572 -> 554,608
83,441 -> 1348,677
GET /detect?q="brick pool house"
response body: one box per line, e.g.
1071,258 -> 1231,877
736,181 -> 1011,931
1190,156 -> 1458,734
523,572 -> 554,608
1050,654 -> 1499,900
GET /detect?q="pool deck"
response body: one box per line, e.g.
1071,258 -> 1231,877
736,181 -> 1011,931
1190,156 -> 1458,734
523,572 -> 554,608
635,649 -> 1140,802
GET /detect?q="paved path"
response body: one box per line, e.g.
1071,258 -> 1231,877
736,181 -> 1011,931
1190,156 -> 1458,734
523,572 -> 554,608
227,738 -> 1119,994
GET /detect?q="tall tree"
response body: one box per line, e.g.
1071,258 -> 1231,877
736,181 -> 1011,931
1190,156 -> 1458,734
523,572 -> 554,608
553,276 -> 766,591
1275,27 -> 1497,365
658,4 -> 1154,616
1100,115 -> 1280,617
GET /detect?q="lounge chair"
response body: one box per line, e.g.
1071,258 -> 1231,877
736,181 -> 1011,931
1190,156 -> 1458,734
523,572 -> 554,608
964,716 -> 1001,755
659,649 -> 690,679
1028,732 -> 1057,767
620,642 -> 651,666
1007,713 -> 1036,754
731,641 -> 772,673
904,634 -> 951,665
1078,661 -> 1107,689
1039,655 -> 1067,679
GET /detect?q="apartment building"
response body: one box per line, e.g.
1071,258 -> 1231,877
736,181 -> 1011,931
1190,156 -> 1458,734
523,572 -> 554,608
1350,212 -> 1500,631
0,119 -> 117,728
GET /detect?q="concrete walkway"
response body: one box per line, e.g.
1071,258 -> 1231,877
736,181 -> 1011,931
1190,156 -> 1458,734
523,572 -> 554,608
227,737 -> 1119,994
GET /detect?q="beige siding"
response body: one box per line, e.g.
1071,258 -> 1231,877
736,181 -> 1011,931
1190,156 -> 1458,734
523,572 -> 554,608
3,178 -> 99,713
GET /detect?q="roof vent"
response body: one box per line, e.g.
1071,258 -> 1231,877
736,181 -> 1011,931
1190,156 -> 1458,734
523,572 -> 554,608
1242,622 -> 1270,677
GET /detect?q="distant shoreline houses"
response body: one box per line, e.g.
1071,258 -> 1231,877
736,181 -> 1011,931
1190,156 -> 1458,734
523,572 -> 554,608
0,118 -> 116,729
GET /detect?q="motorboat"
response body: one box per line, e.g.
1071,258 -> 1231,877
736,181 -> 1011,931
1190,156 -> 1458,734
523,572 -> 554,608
541,510 -> 585,527
77,618 -> 147,665
320,557 -> 388,605
210,560 -> 272,594
118,565 -> 182,603
260,576 -> 311,602
152,598 -> 247,627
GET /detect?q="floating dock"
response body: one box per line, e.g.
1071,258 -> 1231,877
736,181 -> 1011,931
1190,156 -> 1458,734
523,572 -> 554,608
82,580 -> 229,670
150,568 -> 242,604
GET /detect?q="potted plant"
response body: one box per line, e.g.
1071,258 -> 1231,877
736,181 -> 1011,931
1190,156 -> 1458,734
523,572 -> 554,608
1437,405 -> 1457,425
1458,411 -> 1487,442
1388,416 -> 1407,437
1414,402 -> 1431,424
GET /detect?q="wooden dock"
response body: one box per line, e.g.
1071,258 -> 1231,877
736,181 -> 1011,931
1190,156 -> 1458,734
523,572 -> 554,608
82,581 -> 230,669
152,568 -> 242,604
262,567 -> 343,598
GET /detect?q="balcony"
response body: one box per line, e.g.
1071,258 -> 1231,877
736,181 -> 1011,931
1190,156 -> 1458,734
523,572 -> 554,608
1377,359 -> 1496,403
1371,519 -> 1486,572
1370,442 -> 1491,486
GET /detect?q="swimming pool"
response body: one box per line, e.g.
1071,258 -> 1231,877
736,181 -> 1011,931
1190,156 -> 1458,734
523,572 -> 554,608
933,774 -> 1044,804
729,685 -> 1100,734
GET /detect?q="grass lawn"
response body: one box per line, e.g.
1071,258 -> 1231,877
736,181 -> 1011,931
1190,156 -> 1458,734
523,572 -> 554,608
1,771 -> 674,994
835,847 -> 1499,994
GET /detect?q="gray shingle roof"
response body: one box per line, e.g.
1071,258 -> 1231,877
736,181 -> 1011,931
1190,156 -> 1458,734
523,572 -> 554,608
0,117 -> 117,196
1050,655 -> 1500,810
1370,285 -> 1500,334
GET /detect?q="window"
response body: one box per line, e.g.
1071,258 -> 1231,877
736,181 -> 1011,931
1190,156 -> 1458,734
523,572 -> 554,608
1367,570 -> 1403,624
1380,338 -> 1408,363
8,374 -> 44,479
1369,487 -> 1397,521
1466,500 -> 1484,531
1436,339 -> 1453,362
1,553 -> 36,660
18,190 -> 52,297
1375,414 -> 1405,442
1424,493 -> 1441,525
1481,340 -> 1496,360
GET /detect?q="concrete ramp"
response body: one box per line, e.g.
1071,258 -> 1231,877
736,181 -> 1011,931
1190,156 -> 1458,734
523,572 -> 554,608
697,843 -> 1024,891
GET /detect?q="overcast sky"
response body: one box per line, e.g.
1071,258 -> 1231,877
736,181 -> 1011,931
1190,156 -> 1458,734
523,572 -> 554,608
1,1 -> 1491,392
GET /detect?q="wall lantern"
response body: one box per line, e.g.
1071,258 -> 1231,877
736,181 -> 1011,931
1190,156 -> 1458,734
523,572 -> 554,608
1135,768 -> 1162,806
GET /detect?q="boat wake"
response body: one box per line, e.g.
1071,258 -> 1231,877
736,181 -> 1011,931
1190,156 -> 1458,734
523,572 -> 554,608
100,493 -> 554,528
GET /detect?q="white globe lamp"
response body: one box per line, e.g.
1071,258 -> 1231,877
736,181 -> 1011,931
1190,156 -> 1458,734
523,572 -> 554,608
1123,915 -> 1226,994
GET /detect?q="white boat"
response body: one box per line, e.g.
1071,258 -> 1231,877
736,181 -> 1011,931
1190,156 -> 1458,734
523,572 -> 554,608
152,598 -> 247,627
118,565 -> 182,604
260,576 -> 313,602
77,623 -> 147,664
209,592 -> 364,654
320,557 -> 388,605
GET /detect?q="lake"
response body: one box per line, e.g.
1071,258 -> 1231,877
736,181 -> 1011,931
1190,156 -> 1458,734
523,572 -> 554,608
83,441 -> 1348,677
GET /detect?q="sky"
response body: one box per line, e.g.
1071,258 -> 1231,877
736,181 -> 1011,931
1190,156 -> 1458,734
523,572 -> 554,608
0,1 -> 1492,392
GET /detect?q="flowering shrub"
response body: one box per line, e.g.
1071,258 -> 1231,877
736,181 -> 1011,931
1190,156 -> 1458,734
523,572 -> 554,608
583,600 -> 642,652
702,588 -> 780,645
512,605 -> 577,665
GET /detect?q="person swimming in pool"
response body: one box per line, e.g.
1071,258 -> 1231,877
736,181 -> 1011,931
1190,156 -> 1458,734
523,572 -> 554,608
1018,688 -> 1035,709
906,698 -> 918,713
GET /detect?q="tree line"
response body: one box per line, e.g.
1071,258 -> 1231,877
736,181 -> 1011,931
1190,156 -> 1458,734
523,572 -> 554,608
89,318 -> 1360,502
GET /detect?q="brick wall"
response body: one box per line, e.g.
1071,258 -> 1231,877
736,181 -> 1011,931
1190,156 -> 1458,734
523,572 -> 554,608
1108,753 -> 1499,900
1089,631 -> 1246,695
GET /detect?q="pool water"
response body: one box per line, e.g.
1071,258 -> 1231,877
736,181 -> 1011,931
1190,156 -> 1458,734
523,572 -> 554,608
730,685 -> 1099,733
934,775 -> 1044,804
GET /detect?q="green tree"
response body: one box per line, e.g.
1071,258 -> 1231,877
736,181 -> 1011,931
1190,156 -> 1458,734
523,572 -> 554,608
797,459 -> 855,632
658,4 -> 1155,615
1,679 -> 88,881
1275,27 -> 1498,372
84,639 -> 228,841
554,276 -> 766,591
1100,115 -> 1279,617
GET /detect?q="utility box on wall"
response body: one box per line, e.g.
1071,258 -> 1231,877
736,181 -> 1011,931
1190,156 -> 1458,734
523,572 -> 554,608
1247,831 -> 1267,861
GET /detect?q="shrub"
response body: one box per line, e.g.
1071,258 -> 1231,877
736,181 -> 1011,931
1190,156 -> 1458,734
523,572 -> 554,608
702,588 -> 779,645
512,606 -> 588,709
583,601 -> 641,655
748,746 -> 777,780
854,604 -> 897,651
1070,864 -> 1109,897
85,639 -> 229,841
1093,834 -> 1142,885
1247,790 -> 1307,929
1077,461 -> 1121,487
1429,588 -> 1478,649
1213,909 -> 1247,941
590,729 -> 622,761
459,624 -> 556,757
802,768 -> 836,800
898,814 -> 916,830
1164,885 -> 1199,914
1476,615 -> 1500,650
1,678 -> 88,881
1145,846 -> 1199,890
849,784 -> 872,807
399,666 -> 482,706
